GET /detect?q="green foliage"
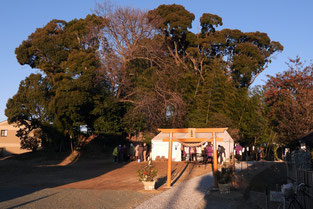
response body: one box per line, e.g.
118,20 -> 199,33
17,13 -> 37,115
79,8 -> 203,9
200,13 -> 223,33
92,94 -> 125,135
5,74 -> 50,150
148,4 -> 195,36
8,15 -> 110,151
8,3 -> 285,153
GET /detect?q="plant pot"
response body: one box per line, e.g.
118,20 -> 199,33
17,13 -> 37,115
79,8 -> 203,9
142,181 -> 155,190
218,182 -> 232,194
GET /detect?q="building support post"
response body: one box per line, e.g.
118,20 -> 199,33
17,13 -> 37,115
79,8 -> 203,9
213,132 -> 218,188
166,132 -> 173,188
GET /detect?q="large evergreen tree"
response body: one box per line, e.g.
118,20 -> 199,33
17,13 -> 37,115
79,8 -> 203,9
7,3 -> 284,151
7,15 -> 109,151
147,4 -> 283,142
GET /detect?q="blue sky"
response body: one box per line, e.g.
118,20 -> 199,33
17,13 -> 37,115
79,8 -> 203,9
0,0 -> 312,122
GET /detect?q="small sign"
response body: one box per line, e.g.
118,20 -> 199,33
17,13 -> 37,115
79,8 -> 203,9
188,128 -> 196,138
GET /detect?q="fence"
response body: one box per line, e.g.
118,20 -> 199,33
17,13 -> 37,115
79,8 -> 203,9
287,162 -> 297,182
296,169 -> 313,209
287,162 -> 313,208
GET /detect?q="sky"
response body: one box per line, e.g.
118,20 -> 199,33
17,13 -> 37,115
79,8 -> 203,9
0,0 -> 312,122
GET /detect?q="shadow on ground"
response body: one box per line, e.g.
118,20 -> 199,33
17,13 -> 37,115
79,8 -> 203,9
0,147 -> 128,203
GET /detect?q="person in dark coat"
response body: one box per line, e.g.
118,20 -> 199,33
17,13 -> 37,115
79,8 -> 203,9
218,145 -> 226,164
138,143 -> 144,162
117,145 -> 123,163
129,143 -> 135,161
202,145 -> 208,164
123,145 -> 128,162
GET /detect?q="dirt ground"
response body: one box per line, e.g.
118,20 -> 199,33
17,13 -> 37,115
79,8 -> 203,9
0,148 -> 287,209
0,150 -> 211,208
56,160 -> 212,192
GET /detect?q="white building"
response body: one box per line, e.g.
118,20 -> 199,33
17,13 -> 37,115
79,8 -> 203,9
151,129 -> 234,162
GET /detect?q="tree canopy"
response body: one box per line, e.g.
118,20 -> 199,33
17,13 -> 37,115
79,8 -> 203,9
6,3 -> 287,152
265,58 -> 313,146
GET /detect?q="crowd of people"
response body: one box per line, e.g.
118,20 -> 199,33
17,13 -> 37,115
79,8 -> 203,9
234,143 -> 265,161
181,143 -> 226,165
112,141 -> 265,164
184,142 -> 265,164
112,143 -> 149,163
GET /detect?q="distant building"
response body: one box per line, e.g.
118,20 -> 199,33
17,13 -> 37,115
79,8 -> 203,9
0,120 -> 30,154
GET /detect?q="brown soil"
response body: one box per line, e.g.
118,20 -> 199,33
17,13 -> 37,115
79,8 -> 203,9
56,160 -> 212,192
0,149 -> 287,209
0,150 -> 212,208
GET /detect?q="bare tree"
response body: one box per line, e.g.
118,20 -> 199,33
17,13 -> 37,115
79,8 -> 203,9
94,1 -> 160,101
93,2 -> 187,131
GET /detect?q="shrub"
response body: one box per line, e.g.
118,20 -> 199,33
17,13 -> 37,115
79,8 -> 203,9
137,164 -> 158,182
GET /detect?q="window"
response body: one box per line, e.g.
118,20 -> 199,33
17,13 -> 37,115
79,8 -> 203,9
1,130 -> 7,137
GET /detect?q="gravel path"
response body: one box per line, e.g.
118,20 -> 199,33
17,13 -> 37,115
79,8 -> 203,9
136,173 -> 214,209
135,161 -> 264,209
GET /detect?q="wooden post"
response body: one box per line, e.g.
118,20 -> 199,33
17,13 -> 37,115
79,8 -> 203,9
213,132 -> 218,188
166,132 -> 173,188
159,128 -> 227,188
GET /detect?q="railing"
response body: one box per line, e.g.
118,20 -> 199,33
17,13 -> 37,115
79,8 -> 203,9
296,169 -> 313,209
287,162 -> 297,182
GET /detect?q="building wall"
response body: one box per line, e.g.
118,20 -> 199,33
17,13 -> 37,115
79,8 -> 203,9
151,140 -> 182,161
151,130 -> 234,162
0,121 -> 30,154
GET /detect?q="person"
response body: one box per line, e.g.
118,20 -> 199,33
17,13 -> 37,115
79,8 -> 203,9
143,143 -> 148,162
189,146 -> 193,161
123,144 -> 128,162
235,143 -> 243,161
112,145 -> 118,163
138,143 -> 144,162
193,147 -> 198,162
181,145 -> 186,161
218,145 -> 226,164
135,144 -> 139,161
129,143 -> 135,161
206,143 -> 213,163
202,145 -> 208,164
117,144 -> 123,163
189,146 -> 197,162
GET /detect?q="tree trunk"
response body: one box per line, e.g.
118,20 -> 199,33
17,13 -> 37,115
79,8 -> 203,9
273,145 -> 280,161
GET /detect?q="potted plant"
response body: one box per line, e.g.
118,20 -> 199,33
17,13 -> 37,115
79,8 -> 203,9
137,160 -> 158,190
216,164 -> 234,194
